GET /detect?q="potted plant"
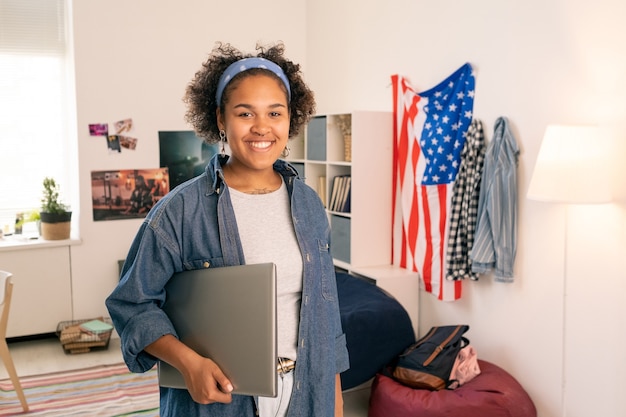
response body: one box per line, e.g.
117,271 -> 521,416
40,177 -> 72,240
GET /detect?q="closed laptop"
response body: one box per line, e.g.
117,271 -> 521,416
158,262 -> 277,397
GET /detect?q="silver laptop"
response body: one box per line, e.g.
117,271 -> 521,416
158,263 -> 277,397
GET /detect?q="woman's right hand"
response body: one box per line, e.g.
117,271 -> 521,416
181,355 -> 234,404
145,334 -> 234,404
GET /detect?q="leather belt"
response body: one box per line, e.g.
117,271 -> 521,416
277,357 -> 296,374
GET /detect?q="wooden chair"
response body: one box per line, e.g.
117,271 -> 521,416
0,271 -> 29,412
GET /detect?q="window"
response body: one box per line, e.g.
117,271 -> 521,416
0,0 -> 75,232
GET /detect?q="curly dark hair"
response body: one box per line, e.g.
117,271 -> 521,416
183,42 -> 316,143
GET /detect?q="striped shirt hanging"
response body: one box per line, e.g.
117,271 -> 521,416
470,117 -> 519,282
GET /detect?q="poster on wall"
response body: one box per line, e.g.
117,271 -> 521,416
159,130 -> 219,188
90,168 -> 170,221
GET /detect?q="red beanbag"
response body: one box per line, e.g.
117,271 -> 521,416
368,360 -> 536,417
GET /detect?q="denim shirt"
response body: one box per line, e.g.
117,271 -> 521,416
470,117 -> 519,282
106,154 -> 349,417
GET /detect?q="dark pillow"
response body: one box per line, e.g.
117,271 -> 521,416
336,272 -> 415,390
368,360 -> 537,417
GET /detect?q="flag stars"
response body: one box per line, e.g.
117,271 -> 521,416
409,63 -> 475,187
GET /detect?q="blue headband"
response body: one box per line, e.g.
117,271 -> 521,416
215,57 -> 291,105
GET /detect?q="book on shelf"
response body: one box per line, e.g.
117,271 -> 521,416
329,175 -> 351,213
339,177 -> 351,213
328,176 -> 340,211
317,176 -> 326,207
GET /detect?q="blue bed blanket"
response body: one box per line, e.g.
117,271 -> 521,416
336,272 -> 415,390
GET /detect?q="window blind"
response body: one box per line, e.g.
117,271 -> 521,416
0,0 -> 66,54
0,0 -> 73,231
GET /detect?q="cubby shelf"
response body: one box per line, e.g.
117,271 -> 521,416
288,111 -> 394,270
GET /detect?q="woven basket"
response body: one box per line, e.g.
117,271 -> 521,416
57,317 -> 113,354
344,135 -> 352,162
41,221 -> 71,240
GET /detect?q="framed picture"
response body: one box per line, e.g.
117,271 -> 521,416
90,168 -> 169,221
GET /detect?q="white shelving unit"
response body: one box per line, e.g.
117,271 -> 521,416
289,111 -> 393,268
287,111 -> 419,333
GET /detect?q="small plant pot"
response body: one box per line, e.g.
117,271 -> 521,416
40,212 -> 72,240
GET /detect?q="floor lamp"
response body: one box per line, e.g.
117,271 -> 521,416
526,124 -> 613,416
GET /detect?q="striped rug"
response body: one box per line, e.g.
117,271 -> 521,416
0,363 -> 159,416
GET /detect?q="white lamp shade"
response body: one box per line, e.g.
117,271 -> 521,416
527,125 -> 613,204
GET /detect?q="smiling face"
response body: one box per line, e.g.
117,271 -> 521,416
217,74 -> 290,177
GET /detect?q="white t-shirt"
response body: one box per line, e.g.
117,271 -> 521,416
229,180 -> 303,360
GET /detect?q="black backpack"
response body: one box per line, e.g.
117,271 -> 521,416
392,325 -> 469,390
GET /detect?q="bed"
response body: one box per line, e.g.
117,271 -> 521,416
336,271 -> 415,390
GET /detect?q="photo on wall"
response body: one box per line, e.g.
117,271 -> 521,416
90,168 -> 170,221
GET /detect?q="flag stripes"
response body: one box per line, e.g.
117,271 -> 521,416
392,64 -> 475,301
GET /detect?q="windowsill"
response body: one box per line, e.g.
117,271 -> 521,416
0,235 -> 82,252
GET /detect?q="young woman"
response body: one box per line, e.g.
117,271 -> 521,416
106,42 -> 349,417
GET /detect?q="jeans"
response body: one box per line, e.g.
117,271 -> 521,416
258,372 -> 294,417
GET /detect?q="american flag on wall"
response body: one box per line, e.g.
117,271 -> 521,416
391,63 -> 475,301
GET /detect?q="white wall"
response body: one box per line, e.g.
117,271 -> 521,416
305,1 -> 626,417
69,1 -> 306,326
68,1 -> 625,416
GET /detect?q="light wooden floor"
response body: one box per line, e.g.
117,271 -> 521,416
1,335 -> 370,416
1,335 -> 124,379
